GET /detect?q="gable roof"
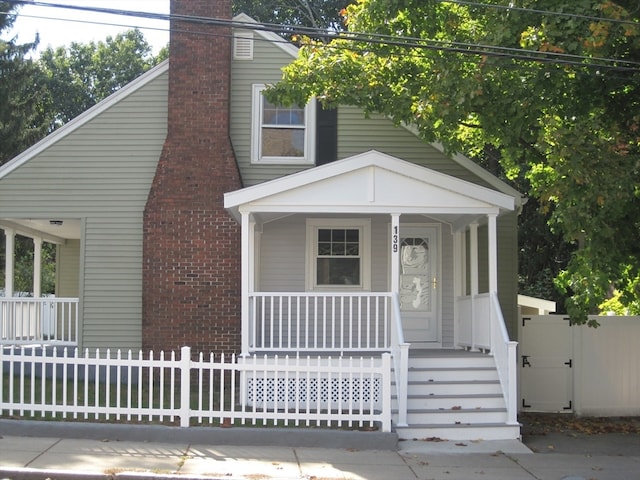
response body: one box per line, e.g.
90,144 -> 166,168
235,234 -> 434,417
1,13 -> 523,206
0,60 -> 169,180
225,150 -> 515,230
231,15 -> 523,203
233,13 -> 299,58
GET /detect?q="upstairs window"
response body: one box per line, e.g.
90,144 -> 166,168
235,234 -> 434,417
252,84 -> 315,164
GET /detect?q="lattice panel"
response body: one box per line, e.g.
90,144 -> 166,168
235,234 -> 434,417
246,376 -> 382,409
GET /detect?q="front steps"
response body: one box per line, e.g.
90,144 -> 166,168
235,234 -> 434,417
392,350 -> 520,441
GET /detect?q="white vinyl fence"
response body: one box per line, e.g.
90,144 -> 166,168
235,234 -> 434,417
519,315 -> 640,416
0,346 -> 391,431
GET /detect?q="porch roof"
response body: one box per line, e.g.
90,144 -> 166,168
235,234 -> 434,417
225,151 -> 516,229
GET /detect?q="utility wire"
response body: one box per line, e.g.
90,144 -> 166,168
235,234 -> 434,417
4,0 -> 640,72
438,0 -> 640,28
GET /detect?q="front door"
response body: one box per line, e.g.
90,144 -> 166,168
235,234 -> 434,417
399,225 -> 439,343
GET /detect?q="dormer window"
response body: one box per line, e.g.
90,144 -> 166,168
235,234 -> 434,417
251,84 -> 316,164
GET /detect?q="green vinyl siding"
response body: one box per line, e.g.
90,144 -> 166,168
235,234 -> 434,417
337,107 -> 493,186
57,239 -> 80,298
231,34 -> 496,191
231,34 -> 312,186
0,70 -> 168,350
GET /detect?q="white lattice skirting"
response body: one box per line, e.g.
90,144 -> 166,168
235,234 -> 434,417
245,376 -> 382,410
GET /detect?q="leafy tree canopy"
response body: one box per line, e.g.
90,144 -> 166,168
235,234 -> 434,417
268,0 -> 640,324
38,29 -> 160,130
0,1 -> 47,164
233,0 -> 347,32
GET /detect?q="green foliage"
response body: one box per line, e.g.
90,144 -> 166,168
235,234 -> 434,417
38,29 -> 160,130
232,0 -> 348,32
1,19 -> 162,296
0,2 -> 48,164
268,0 -> 640,324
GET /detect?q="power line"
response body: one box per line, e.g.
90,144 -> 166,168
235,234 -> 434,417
438,0 -> 640,28
4,0 -> 640,72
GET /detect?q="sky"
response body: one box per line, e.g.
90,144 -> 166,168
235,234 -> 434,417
7,0 -> 170,54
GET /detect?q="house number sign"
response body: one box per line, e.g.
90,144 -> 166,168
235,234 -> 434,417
392,225 -> 399,253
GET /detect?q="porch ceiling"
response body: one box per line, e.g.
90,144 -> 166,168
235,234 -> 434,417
225,150 -> 516,228
0,219 -> 80,243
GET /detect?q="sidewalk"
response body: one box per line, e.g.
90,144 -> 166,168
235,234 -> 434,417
1,420 -> 639,480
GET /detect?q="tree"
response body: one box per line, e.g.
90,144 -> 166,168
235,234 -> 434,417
268,0 -> 640,324
0,1 -> 48,164
38,29 -> 161,130
1,20 -> 162,295
232,0 -> 347,32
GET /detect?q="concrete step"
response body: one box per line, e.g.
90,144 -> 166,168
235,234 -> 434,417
395,423 -> 521,441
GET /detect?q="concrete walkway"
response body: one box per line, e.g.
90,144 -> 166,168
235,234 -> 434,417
1,420 -> 639,480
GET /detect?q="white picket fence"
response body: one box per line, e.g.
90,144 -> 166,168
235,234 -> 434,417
0,346 -> 391,432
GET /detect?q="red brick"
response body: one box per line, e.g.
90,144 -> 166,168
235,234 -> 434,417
143,0 -> 242,354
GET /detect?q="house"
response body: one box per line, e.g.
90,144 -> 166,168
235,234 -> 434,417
0,0 -> 523,440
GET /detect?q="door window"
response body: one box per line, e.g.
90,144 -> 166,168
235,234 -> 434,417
400,237 -> 431,311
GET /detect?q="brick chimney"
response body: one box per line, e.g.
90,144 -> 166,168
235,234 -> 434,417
143,0 -> 242,354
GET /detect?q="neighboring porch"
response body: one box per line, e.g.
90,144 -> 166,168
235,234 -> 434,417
0,219 -> 80,346
225,151 -> 521,440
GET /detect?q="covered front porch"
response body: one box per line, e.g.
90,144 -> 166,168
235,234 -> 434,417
0,219 -> 80,346
225,151 -> 521,438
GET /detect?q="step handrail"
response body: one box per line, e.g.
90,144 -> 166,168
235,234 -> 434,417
390,292 -> 409,426
489,292 -> 518,425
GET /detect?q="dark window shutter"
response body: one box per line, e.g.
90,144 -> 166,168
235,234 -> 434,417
316,106 -> 337,165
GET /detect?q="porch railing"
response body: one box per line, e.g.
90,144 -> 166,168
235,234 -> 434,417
389,292 -> 409,426
489,292 -> 518,425
456,292 -> 518,426
0,297 -> 78,345
249,292 -> 392,353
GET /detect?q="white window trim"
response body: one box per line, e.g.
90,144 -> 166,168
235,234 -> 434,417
251,84 -> 316,165
306,218 -> 371,291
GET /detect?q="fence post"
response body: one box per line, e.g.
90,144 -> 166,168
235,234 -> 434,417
507,341 -> 518,425
179,346 -> 191,427
381,352 -> 392,433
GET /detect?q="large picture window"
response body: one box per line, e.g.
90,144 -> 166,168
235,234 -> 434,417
306,219 -> 371,290
252,84 -> 315,164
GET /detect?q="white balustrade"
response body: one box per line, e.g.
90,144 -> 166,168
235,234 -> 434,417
0,297 -> 78,345
248,293 -> 392,352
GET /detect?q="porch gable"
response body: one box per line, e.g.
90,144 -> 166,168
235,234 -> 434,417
225,150 -> 515,221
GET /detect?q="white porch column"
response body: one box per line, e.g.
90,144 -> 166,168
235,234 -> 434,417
33,237 -> 43,298
469,222 -> 479,350
453,230 -> 465,347
4,228 -> 15,296
487,213 -> 498,294
240,209 -> 254,356
390,214 -> 400,295
469,222 -> 479,296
